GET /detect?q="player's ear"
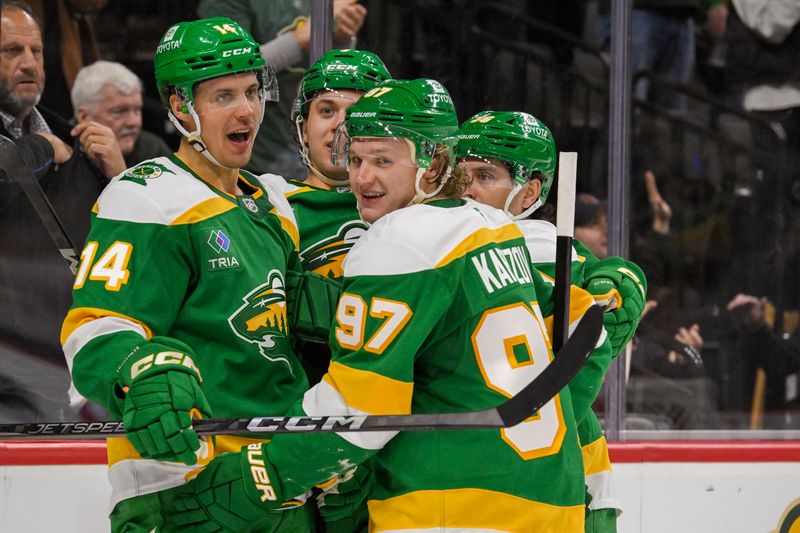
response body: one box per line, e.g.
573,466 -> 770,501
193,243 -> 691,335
520,179 -> 542,209
300,118 -> 309,145
169,94 -> 191,121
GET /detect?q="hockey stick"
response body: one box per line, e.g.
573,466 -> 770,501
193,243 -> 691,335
0,306 -> 602,439
0,134 -> 79,274
552,152 -> 577,352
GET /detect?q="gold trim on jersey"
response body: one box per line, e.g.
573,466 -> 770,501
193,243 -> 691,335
106,435 -> 269,467
271,210 -> 300,251
61,307 -> 153,345
323,360 -> 413,415
436,223 -> 524,268
283,185 -> 315,199
582,436 -> 613,476
367,488 -> 584,532
170,197 -> 237,225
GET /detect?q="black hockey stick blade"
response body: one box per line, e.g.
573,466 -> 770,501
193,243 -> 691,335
0,306 -> 602,439
0,134 -> 79,273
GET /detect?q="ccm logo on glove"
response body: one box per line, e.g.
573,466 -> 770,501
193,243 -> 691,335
246,444 -> 277,502
130,351 -> 202,381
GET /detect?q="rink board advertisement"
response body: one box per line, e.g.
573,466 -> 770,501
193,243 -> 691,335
1,440 -> 799,532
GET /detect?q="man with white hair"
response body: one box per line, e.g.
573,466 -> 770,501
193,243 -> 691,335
71,60 -> 172,167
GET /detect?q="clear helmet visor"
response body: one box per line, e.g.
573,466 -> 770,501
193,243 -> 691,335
297,88 -> 359,119
456,156 -> 516,192
331,121 -> 438,170
190,67 -> 278,117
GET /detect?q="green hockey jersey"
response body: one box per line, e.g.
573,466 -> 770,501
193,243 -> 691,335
274,179 -> 367,279
266,199 -> 589,532
60,156 -> 310,511
519,218 -> 621,514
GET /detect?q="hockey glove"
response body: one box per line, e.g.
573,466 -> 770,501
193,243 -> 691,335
583,258 -> 647,356
316,463 -> 374,528
161,444 -> 288,533
286,269 -> 342,344
116,336 -> 211,465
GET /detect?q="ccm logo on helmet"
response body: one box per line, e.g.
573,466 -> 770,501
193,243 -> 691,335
222,47 -> 253,57
130,351 -> 202,380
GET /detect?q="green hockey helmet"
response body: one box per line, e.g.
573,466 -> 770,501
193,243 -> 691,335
455,111 -> 556,216
291,48 -> 391,124
154,17 -> 277,110
340,78 -> 459,170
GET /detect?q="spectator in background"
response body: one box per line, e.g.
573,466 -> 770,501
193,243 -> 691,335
197,0 -> 367,179
723,293 -> 800,428
596,0 -> 728,113
27,0 -> 106,119
574,192 -> 608,259
723,1 -> 800,211
0,1 -> 122,423
71,60 -> 172,167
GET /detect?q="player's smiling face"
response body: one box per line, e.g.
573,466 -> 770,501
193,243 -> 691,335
459,157 -> 515,211
348,137 -> 419,223
303,89 -> 360,184
190,73 -> 262,169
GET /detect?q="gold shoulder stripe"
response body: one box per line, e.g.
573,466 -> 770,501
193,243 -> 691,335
171,197 -> 236,225
582,435 -> 613,476
284,186 -> 314,199
273,211 -> 300,251
568,286 -> 596,324
368,487 -> 584,531
436,223 -> 523,268
61,307 -> 153,345
323,360 -> 413,415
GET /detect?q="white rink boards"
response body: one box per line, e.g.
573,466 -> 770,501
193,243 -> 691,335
1,441 -> 799,532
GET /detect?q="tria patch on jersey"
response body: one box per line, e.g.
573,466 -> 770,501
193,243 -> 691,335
470,245 -> 534,295
228,270 -> 294,374
300,220 -> 367,279
205,229 -> 240,270
120,162 -> 174,186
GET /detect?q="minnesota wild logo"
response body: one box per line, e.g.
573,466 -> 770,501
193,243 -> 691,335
299,220 -> 367,278
228,270 -> 293,373
121,162 -> 174,186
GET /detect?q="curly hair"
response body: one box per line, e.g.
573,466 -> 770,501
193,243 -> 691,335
424,144 -> 471,198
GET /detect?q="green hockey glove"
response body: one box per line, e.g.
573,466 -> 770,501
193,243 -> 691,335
161,444 -> 288,533
583,258 -> 647,356
316,464 -> 374,525
116,336 -> 211,465
286,269 -> 342,344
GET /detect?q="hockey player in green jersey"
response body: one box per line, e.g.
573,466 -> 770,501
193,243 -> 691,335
283,48 -> 390,278
60,17 -> 316,532
162,78 -> 606,533
456,110 -> 649,533
276,49 -> 392,371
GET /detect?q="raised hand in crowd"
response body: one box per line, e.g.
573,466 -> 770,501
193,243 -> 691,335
293,0 -> 367,49
644,170 -> 672,235
71,120 -> 126,179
